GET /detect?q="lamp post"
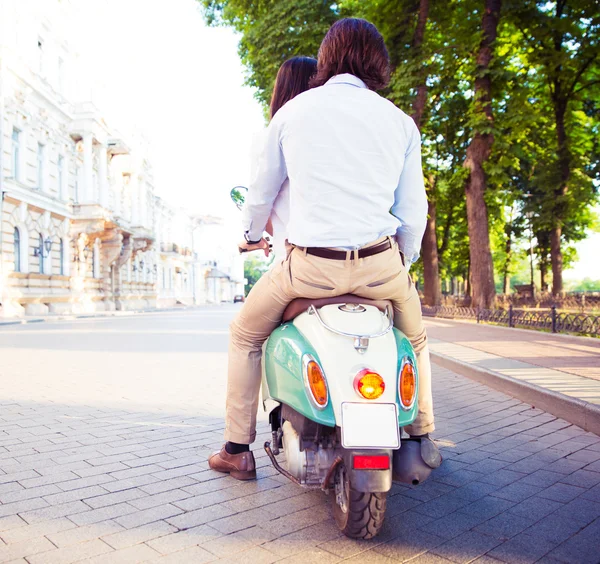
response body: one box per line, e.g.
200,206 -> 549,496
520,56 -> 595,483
525,210 -> 536,299
33,236 -> 53,258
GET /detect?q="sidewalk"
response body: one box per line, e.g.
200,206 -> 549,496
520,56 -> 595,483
425,318 -> 600,435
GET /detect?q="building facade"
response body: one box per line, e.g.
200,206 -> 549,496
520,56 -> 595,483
0,0 -> 242,317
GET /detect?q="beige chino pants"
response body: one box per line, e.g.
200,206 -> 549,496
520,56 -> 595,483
225,237 -> 435,444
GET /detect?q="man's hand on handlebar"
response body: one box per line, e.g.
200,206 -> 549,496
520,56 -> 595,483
238,238 -> 271,257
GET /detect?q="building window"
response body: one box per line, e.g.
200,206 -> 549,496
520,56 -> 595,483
13,228 -> 21,272
58,155 -> 64,197
59,239 -> 65,275
38,233 -> 44,274
11,128 -> 20,179
37,143 -> 45,190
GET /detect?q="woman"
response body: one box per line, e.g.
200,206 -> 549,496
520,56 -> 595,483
250,56 -> 317,261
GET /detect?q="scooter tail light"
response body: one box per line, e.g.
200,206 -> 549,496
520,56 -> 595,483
353,455 -> 390,470
303,357 -> 328,409
354,369 -> 385,400
399,356 -> 416,410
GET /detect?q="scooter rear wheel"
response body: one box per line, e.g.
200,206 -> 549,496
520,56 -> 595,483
332,464 -> 387,539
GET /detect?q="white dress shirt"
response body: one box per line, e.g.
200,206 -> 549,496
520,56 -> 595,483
242,73 -> 427,264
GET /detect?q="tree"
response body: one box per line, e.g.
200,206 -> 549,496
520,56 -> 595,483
463,0 -> 502,308
244,254 -> 271,292
201,0 -> 338,107
508,0 -> 600,295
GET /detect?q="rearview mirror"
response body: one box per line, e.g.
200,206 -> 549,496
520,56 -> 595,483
230,186 -> 248,210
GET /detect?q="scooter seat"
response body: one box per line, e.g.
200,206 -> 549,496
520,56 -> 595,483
282,294 -> 393,323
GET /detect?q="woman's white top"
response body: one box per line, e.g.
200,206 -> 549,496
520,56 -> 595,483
250,130 -> 289,261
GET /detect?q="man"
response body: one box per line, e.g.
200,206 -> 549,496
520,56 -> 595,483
209,18 -> 437,480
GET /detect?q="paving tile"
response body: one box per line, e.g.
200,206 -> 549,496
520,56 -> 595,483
47,520 -> 124,547
147,524 -> 222,554
474,512 -> 535,540
456,496 -> 515,520
489,481 -> 544,503
26,539 -> 114,564
559,469 -> 600,489
520,470 -> 564,488
19,501 -> 90,524
142,545 -> 215,564
487,532 -> 560,564
476,469 -> 528,487
372,528 -> 444,561
275,546 -> 342,563
209,507 -> 273,535
418,510 -> 487,540
101,520 -> 176,550
0,536 -> 56,563
544,518 -> 600,564
68,502 -> 139,526
537,482 -> 587,503
431,530 -> 502,563
166,503 -> 235,530
0,517 -> 74,545
79,543 -> 160,564
413,492 -> 472,519
553,497 -> 600,529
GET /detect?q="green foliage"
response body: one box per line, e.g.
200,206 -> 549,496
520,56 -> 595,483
243,254 -> 272,292
565,278 -> 600,292
201,0 -> 338,109
200,0 -> 600,291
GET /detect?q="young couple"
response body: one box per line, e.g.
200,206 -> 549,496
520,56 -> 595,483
210,17 -> 437,479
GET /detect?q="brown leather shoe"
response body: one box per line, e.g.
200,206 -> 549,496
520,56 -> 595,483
208,445 -> 256,481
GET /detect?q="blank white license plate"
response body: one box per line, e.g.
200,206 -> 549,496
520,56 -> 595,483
341,402 -> 399,449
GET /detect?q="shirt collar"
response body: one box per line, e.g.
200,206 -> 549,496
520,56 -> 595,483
325,74 -> 368,89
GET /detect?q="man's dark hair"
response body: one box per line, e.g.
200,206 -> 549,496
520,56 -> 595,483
310,18 -> 390,91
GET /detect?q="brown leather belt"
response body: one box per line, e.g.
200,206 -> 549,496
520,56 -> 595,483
298,238 -> 392,261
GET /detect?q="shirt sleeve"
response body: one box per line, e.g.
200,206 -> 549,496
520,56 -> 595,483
391,119 -> 428,265
242,118 -> 287,241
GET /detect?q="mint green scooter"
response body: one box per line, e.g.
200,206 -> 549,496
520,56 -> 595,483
232,187 -> 436,539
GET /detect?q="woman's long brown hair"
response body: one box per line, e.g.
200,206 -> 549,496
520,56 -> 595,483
270,56 -> 317,120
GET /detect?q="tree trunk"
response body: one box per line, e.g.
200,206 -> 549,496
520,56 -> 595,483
503,231 -> 512,295
463,0 -> 501,309
410,0 -> 429,129
422,182 -> 441,305
550,101 -> 569,296
410,0 -> 441,305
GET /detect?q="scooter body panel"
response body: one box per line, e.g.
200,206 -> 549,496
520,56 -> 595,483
262,304 -> 418,429
263,323 -> 336,427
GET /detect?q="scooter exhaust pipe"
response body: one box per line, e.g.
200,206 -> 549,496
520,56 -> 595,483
392,438 -> 441,485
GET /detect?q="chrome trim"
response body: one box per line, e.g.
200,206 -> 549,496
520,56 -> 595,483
399,356 -> 417,411
307,304 -> 394,353
302,354 -> 329,411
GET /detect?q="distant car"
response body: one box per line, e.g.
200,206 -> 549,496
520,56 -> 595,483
234,294 -> 245,303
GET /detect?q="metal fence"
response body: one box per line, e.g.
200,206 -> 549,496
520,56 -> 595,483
422,305 -> 600,337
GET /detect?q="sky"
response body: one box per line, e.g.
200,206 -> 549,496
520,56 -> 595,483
68,0 -> 265,227
65,0 -> 598,281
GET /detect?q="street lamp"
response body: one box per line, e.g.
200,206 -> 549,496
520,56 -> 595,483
34,236 -> 52,258
74,245 -> 90,263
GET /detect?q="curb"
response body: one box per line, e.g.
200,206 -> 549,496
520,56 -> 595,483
430,350 -> 600,436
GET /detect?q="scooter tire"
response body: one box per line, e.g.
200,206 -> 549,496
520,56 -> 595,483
333,489 -> 387,540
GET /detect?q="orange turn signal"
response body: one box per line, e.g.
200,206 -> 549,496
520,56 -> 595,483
399,357 -> 416,409
305,359 -> 328,408
354,369 -> 385,400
